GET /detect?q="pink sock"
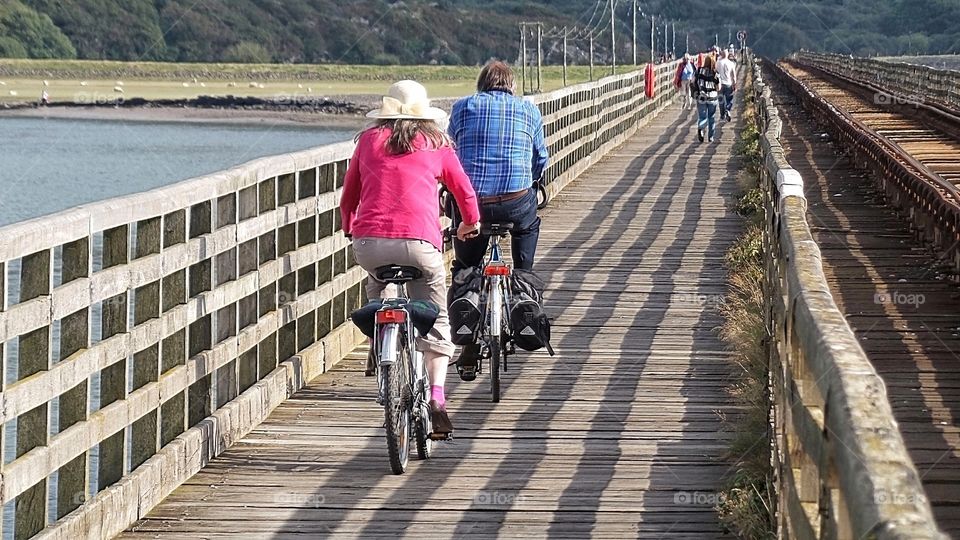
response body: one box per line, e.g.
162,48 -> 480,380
430,385 -> 445,406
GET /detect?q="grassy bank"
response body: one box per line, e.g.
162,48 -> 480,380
715,66 -> 775,539
0,59 -> 648,103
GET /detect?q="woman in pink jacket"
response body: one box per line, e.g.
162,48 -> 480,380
340,80 -> 481,435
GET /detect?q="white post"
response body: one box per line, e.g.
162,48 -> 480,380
589,33 -> 594,80
609,0 -> 616,74
562,27 -> 568,86
521,24 -> 527,95
632,0 -> 637,66
650,15 -> 655,63
537,23 -> 543,92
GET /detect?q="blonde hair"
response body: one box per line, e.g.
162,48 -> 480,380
356,119 -> 451,155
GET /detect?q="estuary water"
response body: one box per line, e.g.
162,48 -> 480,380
0,115 -> 357,227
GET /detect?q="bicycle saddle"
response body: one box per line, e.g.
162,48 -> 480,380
481,222 -> 514,237
375,265 -> 422,283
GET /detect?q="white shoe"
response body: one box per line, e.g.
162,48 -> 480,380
708,136 -> 715,143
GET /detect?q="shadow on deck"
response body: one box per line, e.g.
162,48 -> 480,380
119,104 -> 745,539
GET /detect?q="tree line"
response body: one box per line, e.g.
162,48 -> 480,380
0,0 -> 957,65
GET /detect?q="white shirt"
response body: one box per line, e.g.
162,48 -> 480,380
717,58 -> 737,87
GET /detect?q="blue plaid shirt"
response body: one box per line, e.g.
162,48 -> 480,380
448,90 -> 549,198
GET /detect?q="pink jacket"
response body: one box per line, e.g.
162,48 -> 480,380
340,127 -> 480,251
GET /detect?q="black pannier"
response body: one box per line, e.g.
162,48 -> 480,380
509,269 -> 555,355
351,300 -> 439,338
447,266 -> 483,345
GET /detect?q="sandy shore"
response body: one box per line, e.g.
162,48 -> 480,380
0,105 -> 372,127
0,94 -> 461,126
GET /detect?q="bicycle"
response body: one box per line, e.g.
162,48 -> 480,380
353,264 -> 443,474
472,221 -> 516,403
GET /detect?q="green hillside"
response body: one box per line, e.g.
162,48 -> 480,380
0,0 -> 957,64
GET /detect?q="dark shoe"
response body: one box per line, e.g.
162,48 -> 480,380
456,343 -> 480,381
364,348 -> 376,377
429,400 -> 454,434
697,128 -> 704,142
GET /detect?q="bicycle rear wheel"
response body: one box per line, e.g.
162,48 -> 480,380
490,335 -> 501,403
382,345 -> 412,474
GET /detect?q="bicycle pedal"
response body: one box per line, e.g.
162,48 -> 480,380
429,432 -> 453,441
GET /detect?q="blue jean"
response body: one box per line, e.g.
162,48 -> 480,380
697,100 -> 718,139
719,85 -> 735,116
453,188 -> 540,271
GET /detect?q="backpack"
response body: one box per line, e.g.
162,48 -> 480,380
696,67 -> 719,100
508,269 -> 555,355
448,266 -> 483,345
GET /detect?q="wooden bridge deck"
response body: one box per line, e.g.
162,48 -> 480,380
119,105 -> 743,539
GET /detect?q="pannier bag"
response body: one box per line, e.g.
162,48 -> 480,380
509,269 -> 555,355
351,299 -> 440,338
448,266 -> 483,345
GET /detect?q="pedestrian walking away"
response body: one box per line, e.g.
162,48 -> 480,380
340,79 -> 481,436
695,54 -> 720,143
674,54 -> 697,110
447,60 -> 549,379
717,50 -> 737,121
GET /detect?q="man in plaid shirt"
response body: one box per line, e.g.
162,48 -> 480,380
447,60 -> 549,380
448,60 -> 549,272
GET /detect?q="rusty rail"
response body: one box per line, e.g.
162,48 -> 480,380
774,59 -> 960,276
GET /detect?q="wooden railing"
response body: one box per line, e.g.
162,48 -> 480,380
0,60 -> 680,540
795,50 -> 960,113
748,53 -> 947,539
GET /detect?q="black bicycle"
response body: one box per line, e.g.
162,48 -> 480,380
475,222 -> 515,402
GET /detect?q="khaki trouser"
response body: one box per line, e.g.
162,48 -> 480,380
352,237 -> 454,360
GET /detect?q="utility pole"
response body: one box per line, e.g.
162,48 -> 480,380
663,19 -> 667,60
650,14 -> 655,64
520,24 -> 527,94
728,28 -> 732,47
632,0 -> 637,66
672,22 -> 675,58
715,33 -> 719,47
536,23 -> 542,92
562,26 -> 568,86
609,0 -> 616,74
589,33 -> 595,80
685,32 -> 689,54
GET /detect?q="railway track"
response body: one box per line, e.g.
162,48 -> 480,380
783,62 -> 960,186
766,60 -> 960,535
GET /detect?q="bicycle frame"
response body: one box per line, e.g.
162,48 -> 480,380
481,238 -> 514,348
372,296 -> 424,406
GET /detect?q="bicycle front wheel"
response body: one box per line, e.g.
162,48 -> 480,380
382,347 -> 412,474
414,375 -> 433,459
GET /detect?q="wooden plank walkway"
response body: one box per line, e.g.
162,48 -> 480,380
119,104 -> 743,539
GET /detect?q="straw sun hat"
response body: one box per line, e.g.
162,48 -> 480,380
366,80 -> 447,121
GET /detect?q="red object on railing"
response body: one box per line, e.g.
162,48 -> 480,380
645,63 -> 656,99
